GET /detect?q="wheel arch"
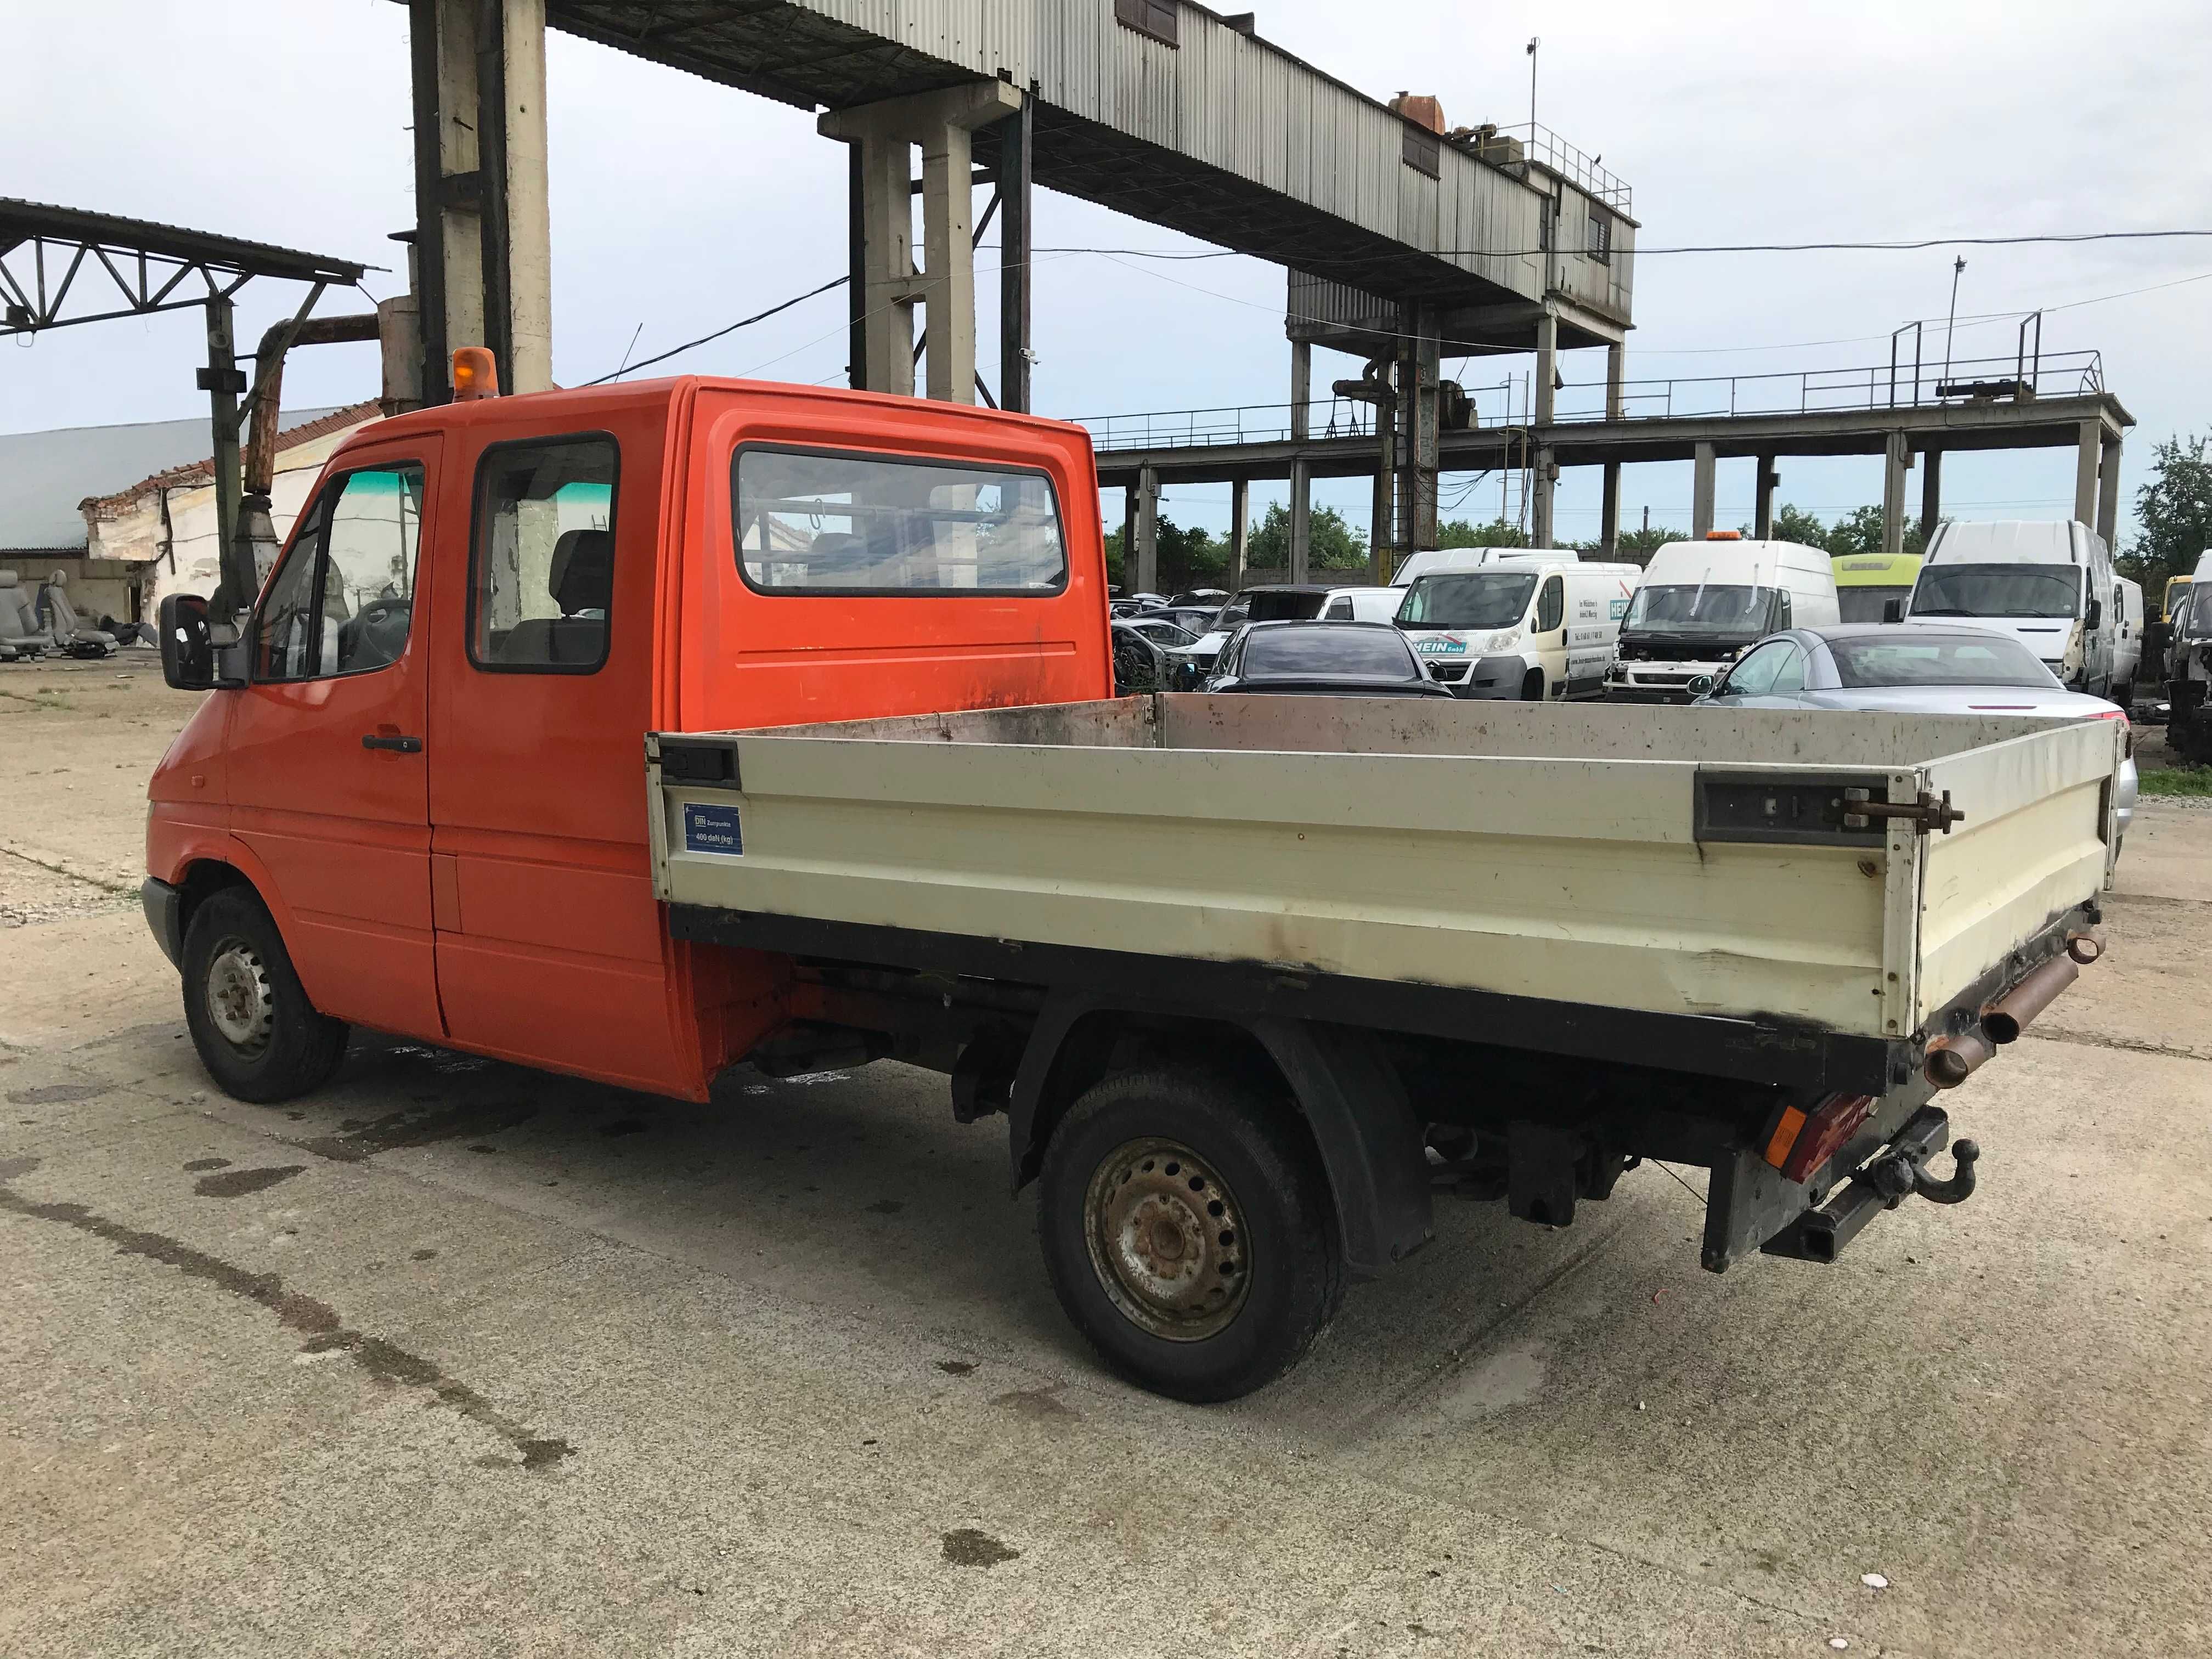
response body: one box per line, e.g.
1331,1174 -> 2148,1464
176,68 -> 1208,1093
1006,995 -> 1434,1279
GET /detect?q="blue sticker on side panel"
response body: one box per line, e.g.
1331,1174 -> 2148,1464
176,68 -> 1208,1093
682,801 -> 744,856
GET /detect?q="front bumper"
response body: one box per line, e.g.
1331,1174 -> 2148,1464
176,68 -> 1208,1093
141,877 -> 183,968
1426,653 -> 1531,698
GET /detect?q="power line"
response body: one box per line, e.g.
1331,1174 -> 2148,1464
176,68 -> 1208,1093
585,275 -> 848,385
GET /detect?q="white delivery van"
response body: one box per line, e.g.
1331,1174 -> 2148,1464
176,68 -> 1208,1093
1318,585 -> 1408,622
1395,556 -> 1643,699
1391,545 -> 1567,588
2112,575 -> 2144,705
1904,520 -> 2118,695
1604,534 -> 1839,703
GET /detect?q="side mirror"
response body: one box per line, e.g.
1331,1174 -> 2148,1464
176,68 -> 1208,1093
2085,599 -> 2103,628
158,594 -> 236,690
1882,597 -> 1906,624
1686,674 -> 1717,697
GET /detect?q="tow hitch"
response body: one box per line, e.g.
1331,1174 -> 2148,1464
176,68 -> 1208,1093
1761,1107 -> 1978,1264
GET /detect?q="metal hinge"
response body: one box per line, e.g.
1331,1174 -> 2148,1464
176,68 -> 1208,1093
1842,787 -> 1965,835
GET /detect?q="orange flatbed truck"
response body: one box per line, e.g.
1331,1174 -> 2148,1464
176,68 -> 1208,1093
146,374 -> 2109,1400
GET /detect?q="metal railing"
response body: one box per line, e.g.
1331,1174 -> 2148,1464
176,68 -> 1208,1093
1487,122 -> 1632,213
1070,347 -> 2107,456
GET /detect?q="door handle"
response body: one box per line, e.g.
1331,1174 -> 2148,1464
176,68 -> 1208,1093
362,733 -> 424,753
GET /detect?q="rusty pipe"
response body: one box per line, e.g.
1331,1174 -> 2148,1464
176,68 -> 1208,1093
245,312 -> 381,495
1980,952 -> 2079,1045
1925,1028 -> 1994,1090
2066,929 -> 2105,966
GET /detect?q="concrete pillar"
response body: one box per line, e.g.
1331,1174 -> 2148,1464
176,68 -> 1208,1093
1135,467 -> 1159,595
497,0 -> 551,394
1919,448 -> 1943,545
1531,449 -> 1556,548
202,297 -> 249,618
1370,359 -> 1396,574
2096,435 -> 2123,550
2073,420 -> 2100,527
1290,340 -> 1311,441
1404,304 -> 1442,570
1605,341 -> 1626,421
1533,309 -> 1558,427
1228,478 -> 1249,592
821,81 -> 1022,404
1600,460 -> 1622,557
1289,459 -> 1312,584
1690,442 -> 1717,540
1754,455 -> 1778,540
1882,431 -> 1910,557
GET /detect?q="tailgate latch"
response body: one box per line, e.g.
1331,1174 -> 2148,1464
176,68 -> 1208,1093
1842,787 -> 1965,835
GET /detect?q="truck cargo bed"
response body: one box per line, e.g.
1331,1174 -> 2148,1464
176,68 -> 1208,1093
649,696 -> 2119,1087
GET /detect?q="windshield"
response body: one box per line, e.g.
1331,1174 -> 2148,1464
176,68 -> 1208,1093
1395,572 -> 1536,631
2180,583 -> 2212,643
1245,589 -> 1329,623
1836,585 -> 1911,625
1623,583 -> 1778,635
1829,631 -> 2055,689
1242,627 -> 1416,678
1910,562 -> 2081,619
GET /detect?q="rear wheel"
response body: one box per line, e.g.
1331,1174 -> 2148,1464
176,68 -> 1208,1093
181,887 -> 349,1103
1037,1068 -> 1342,1402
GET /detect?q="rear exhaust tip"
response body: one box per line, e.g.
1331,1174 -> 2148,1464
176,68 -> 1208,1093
1925,1029 -> 1993,1089
2066,930 -> 2104,966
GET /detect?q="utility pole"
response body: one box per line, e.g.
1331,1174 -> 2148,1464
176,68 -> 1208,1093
1943,255 -> 1966,385
1526,37 -> 1539,137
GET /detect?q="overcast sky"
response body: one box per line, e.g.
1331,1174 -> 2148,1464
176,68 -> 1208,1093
6,0 -> 2208,545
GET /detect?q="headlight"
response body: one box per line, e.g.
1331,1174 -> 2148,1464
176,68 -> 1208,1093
1486,631 -> 1516,652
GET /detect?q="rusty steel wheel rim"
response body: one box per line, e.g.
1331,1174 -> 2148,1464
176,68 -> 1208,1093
204,937 -> 275,1056
1083,1137 -> 1250,1341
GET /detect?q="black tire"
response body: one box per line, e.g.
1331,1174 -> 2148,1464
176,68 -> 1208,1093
1520,668 -> 1546,702
180,887 -> 349,1104
1037,1068 -> 1343,1402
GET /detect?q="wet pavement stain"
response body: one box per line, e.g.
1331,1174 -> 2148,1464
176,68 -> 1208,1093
598,1118 -> 649,1137
411,1248 -> 438,1261
936,1360 -> 977,1376
294,1099 -> 537,1164
182,1157 -> 232,1172
990,1386 -> 1075,1421
6,1083 -> 106,1105
941,1528 -> 1020,1568
864,1198 -> 904,1215
0,1180 -> 574,1471
195,1165 -> 306,1198
0,1155 -> 43,1181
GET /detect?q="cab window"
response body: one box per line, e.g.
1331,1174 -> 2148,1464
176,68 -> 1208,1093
1535,576 -> 1565,633
470,434 -> 619,672
733,446 -> 1067,594
251,464 -> 426,682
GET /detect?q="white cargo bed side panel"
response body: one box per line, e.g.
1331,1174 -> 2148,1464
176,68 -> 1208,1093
657,740 -> 1893,1035
1915,721 -> 2117,1026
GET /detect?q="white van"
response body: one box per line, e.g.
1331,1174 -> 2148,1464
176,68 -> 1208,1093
1603,534 -> 1839,703
2112,575 -> 2144,704
1395,556 -> 1643,699
1904,520 -> 2118,695
1390,545 -> 1567,588
1318,585 -> 1407,623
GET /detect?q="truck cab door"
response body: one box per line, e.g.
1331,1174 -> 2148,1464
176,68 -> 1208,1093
223,440 -> 445,1041
425,422 -> 692,1096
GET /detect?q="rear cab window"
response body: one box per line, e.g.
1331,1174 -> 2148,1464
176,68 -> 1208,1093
733,446 -> 1067,594
469,434 -> 619,673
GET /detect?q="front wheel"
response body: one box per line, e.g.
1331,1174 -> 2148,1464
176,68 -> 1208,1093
181,887 -> 349,1103
1037,1068 -> 1343,1402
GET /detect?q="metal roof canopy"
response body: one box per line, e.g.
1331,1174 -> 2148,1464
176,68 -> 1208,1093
543,1 -> 1588,317
0,198 -> 366,335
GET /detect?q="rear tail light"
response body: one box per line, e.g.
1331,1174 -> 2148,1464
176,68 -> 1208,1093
1763,1092 -> 1876,1184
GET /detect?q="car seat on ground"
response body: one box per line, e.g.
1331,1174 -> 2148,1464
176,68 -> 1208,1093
0,571 -> 56,658
38,569 -> 118,658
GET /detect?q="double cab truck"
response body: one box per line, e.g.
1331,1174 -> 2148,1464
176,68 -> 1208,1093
148,373 -> 2119,1401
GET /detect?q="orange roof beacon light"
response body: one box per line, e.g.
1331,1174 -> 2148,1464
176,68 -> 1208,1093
1705,529 -> 1742,540
452,346 -> 500,402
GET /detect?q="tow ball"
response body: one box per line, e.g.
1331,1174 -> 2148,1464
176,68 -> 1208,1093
1866,1136 -> 1979,1207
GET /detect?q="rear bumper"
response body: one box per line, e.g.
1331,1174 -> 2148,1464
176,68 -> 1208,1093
141,877 -> 183,969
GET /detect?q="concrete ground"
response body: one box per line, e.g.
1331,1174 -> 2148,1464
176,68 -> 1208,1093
4,657 -> 2209,1658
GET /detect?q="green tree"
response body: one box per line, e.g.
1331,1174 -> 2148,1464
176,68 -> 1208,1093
1105,515 -> 1228,595
1245,501 -> 1367,571
1436,517 -> 1529,550
1819,505 -> 1926,560
2123,433 -> 2212,593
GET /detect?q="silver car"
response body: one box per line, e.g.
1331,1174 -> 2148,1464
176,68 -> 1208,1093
1692,623 -> 2138,837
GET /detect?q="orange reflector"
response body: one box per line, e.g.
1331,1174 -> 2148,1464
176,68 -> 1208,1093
452,346 -> 500,401
1763,1106 -> 1808,1170
1766,1093 -> 1877,1184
